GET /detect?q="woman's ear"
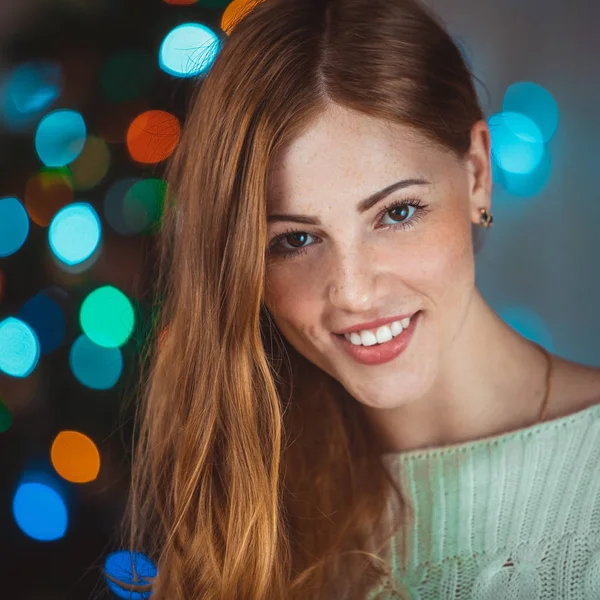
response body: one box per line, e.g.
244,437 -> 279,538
466,120 -> 493,222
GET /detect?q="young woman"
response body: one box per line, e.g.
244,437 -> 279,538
118,0 -> 600,598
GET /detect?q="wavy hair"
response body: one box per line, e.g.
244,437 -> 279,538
115,0 -> 486,598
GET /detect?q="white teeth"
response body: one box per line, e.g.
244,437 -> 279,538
360,330 -> 378,346
390,321 -> 403,336
343,316 -> 412,347
349,332 -> 363,345
375,326 -> 393,344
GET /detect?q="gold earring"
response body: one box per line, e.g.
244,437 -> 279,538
478,208 -> 494,228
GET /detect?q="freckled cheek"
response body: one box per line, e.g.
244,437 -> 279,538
412,224 -> 474,300
263,271 -> 319,339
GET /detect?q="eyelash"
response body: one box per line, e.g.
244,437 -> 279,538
266,197 -> 430,260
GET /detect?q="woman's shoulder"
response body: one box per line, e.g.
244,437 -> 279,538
547,355 -> 600,421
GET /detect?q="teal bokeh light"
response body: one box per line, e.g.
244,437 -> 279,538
35,109 -> 87,167
0,197 -> 29,257
79,286 -> 135,349
48,202 -> 102,266
503,81 -> 559,143
495,144 -> 553,198
159,23 -> 220,78
489,111 -> 545,175
0,60 -> 62,131
69,334 -> 123,390
0,316 -> 41,378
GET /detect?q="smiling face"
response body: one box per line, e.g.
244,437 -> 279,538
263,103 -> 491,410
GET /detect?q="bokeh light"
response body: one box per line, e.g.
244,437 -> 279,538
18,291 -> 66,355
489,111 -> 545,175
25,168 -> 74,227
496,144 -> 553,198
12,481 -> 68,541
35,109 -> 87,167
0,398 -> 12,432
69,334 -> 124,390
126,110 -> 180,164
0,197 -> 29,257
222,0 -> 262,35
48,202 -> 102,266
503,81 -> 559,143
122,178 -> 166,234
80,286 -> 135,348
104,550 -> 157,600
0,60 -> 62,131
51,430 -> 101,483
0,316 -> 41,378
100,50 -> 155,102
69,136 -> 111,191
158,23 -> 220,78
104,177 -> 141,234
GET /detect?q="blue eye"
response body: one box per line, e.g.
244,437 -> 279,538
266,197 -> 429,260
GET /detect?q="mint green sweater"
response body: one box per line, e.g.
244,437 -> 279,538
367,402 -> 600,599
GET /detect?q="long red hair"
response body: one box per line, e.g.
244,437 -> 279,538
116,0 -> 485,597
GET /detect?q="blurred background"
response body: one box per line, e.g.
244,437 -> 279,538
0,0 -> 597,598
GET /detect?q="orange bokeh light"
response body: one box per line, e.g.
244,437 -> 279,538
50,430 -> 101,483
126,110 -> 181,165
222,0 -> 264,35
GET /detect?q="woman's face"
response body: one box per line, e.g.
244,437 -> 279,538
263,104 -> 491,410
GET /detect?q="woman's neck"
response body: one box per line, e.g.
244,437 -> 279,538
363,292 -> 551,454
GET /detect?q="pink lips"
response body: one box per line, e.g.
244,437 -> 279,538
333,310 -> 421,366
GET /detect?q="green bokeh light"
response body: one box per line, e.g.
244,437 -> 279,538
0,399 -> 12,432
79,285 -> 135,348
123,178 -> 166,235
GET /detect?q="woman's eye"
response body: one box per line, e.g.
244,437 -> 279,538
267,198 -> 429,259
381,203 -> 416,225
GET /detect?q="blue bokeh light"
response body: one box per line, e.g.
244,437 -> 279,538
104,177 -> 141,235
18,292 -> 66,355
12,481 -> 68,541
48,202 -> 102,266
0,316 -> 41,378
69,334 -> 123,390
0,61 -> 62,131
496,144 -> 553,198
489,111 -> 545,175
159,23 -> 220,78
503,82 -> 559,143
104,549 -> 157,600
0,197 -> 29,257
35,109 -> 87,167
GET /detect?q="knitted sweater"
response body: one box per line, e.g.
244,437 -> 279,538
367,401 -> 600,599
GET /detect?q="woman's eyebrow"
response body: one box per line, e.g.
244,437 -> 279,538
266,177 -> 431,226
